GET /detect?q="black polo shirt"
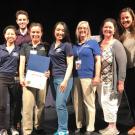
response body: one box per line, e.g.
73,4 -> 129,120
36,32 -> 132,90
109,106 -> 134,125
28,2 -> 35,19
0,44 -> 20,76
20,42 -> 48,68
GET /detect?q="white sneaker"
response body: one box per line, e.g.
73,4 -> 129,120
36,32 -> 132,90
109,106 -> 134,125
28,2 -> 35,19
99,127 -> 109,134
10,128 -> 19,135
100,127 -> 119,135
0,129 -> 8,135
54,130 -> 69,135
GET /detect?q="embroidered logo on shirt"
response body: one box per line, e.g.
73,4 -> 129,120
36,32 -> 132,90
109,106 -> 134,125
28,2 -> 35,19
40,47 -> 45,50
12,52 -> 19,57
83,44 -> 90,48
56,48 -> 62,53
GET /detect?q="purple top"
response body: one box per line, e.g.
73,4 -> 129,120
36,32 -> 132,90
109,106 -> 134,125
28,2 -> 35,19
15,30 -> 31,46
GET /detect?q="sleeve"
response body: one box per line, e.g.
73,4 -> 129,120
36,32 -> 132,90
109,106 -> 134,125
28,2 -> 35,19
65,42 -> 73,56
20,44 -> 26,56
113,40 -> 127,81
92,40 -> 101,56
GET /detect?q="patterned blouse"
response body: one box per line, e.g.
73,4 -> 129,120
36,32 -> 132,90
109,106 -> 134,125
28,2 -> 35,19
101,46 -> 113,90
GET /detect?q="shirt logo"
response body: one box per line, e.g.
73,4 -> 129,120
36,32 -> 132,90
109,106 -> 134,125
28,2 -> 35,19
40,47 -> 45,50
56,48 -> 62,53
83,44 -> 90,48
12,52 -> 19,57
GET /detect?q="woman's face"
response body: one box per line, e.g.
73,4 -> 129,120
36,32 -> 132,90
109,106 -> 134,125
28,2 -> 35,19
102,21 -> 115,38
54,24 -> 65,42
120,11 -> 133,29
4,28 -> 16,44
78,23 -> 88,40
30,26 -> 42,43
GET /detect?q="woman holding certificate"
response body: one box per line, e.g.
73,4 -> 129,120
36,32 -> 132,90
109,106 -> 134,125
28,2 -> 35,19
19,22 -> 49,135
49,21 -> 73,135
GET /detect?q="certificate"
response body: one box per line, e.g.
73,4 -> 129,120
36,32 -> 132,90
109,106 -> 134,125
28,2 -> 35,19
25,54 -> 50,89
26,70 -> 47,90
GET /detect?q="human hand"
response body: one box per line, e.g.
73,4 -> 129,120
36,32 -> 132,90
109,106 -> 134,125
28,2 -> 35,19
59,80 -> 68,92
92,76 -> 100,86
20,78 -> 27,87
118,81 -> 124,94
44,70 -> 50,78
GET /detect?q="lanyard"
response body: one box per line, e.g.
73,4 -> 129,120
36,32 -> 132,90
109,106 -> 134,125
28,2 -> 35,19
77,43 -> 88,58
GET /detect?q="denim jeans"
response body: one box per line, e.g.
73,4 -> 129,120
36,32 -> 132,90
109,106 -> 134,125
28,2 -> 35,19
53,77 -> 73,132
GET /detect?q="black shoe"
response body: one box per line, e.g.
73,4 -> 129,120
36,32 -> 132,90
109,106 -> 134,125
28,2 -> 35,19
84,131 -> 92,135
75,128 -> 81,134
34,128 -> 44,134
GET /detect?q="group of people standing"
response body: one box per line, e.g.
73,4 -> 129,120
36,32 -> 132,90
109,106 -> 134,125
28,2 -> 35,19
0,6 -> 134,135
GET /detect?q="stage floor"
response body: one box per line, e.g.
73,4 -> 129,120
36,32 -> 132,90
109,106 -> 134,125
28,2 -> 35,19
32,93 -> 134,135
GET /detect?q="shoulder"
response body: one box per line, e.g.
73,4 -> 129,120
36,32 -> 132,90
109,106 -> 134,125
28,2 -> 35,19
87,39 -> 99,46
22,43 -> 31,48
112,39 -> 123,50
16,30 -> 21,35
0,44 -> 6,48
42,41 -> 50,51
43,41 -> 50,46
63,42 -> 73,49
112,39 -> 126,56
64,42 -> 72,46
15,45 -> 21,51
20,43 -> 31,52
73,43 -> 78,47
72,44 -> 79,51
0,44 -> 5,49
88,39 -> 98,43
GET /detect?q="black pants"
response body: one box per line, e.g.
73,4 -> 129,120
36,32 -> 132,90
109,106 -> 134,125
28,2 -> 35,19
9,78 -> 22,129
0,75 -> 14,130
0,75 -> 22,130
125,68 -> 135,123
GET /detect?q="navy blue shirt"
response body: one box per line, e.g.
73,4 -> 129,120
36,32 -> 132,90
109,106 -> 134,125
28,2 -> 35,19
49,42 -> 73,77
0,44 -> 20,76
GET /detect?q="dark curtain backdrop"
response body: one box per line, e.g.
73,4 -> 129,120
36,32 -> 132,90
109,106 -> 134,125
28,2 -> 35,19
0,0 -> 134,44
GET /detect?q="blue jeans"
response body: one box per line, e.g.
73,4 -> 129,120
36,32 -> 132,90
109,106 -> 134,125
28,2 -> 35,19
53,77 -> 73,132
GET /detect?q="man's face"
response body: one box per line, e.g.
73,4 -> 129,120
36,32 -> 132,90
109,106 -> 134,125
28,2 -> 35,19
16,14 -> 29,29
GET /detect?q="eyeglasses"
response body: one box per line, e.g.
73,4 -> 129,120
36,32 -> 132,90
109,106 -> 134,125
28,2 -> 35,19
78,27 -> 88,30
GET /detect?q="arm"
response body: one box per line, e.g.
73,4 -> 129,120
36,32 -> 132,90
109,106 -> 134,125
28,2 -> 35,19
19,55 -> 26,87
92,55 -> 101,85
113,41 -> 127,93
60,56 -> 73,92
